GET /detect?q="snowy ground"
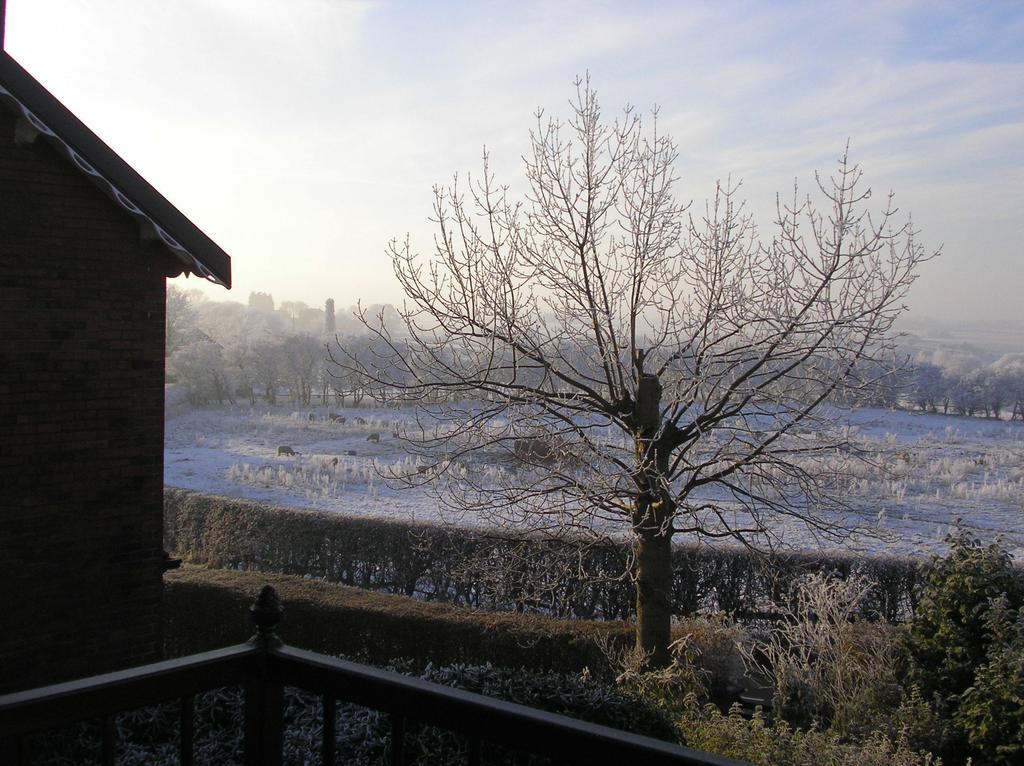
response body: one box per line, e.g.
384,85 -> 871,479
165,399 -> 1024,561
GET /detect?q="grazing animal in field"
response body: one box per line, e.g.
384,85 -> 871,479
346,450 -> 357,456
366,432 -> 380,443
331,457 -> 339,466
277,445 -> 298,456
329,413 -> 345,423
355,416 -> 367,425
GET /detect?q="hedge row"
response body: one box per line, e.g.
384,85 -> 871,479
164,489 -> 992,623
163,565 -> 631,673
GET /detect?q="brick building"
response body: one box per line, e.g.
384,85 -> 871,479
0,43 -> 231,691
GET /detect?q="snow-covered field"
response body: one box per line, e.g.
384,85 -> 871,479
165,400 -> 1024,561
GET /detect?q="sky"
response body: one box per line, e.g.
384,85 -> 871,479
5,0 -> 1023,326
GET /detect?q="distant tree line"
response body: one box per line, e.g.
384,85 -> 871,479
846,353 -> 1024,420
166,286 -> 1024,420
165,287 -> 403,406
906,357 -> 1024,419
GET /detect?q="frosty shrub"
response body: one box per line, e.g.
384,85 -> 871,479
606,614 -> 749,715
744,572 -> 904,735
677,697 -> 940,766
670,615 -> 749,708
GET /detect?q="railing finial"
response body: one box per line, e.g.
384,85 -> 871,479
248,584 -> 284,648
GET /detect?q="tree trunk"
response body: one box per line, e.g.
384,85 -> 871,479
635,526 -> 673,667
631,368 -> 673,667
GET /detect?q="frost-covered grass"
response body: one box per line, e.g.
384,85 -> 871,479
165,402 -> 1024,560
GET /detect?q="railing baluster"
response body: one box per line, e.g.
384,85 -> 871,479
244,677 -> 284,766
390,713 -> 405,766
320,695 -> 335,765
468,733 -> 482,766
101,715 -> 115,766
180,695 -> 195,766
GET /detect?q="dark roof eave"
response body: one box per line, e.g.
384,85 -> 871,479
0,50 -> 231,288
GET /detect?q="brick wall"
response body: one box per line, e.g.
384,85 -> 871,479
0,106 -> 172,692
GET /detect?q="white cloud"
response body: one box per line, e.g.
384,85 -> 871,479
5,0 -> 1022,323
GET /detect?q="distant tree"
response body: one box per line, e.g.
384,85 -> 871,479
991,354 -> 1024,421
168,340 -> 233,405
166,285 -> 197,357
952,371 -> 986,417
248,291 -> 275,312
929,345 -> 986,377
849,357 -> 908,409
251,338 -> 283,404
911,362 -> 946,413
192,299 -> 247,348
978,368 -> 1010,419
282,334 -> 323,406
278,301 -> 304,334
275,301 -> 324,336
240,302 -> 286,342
331,80 -> 935,665
226,342 -> 259,405
325,298 -> 336,336
330,332 -> 381,407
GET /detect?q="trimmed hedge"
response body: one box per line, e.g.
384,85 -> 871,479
165,488 -> 1018,624
164,565 -> 631,673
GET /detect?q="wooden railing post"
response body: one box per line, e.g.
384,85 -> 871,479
244,585 -> 285,766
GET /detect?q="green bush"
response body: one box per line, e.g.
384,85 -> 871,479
907,529 -> 1024,710
883,686 -> 956,760
955,599 -> 1024,765
904,530 -> 1024,764
677,697 -> 940,766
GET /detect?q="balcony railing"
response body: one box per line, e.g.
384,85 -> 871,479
0,585 -> 750,765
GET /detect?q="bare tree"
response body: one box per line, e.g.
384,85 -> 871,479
227,342 -> 259,405
166,285 -> 197,357
169,340 -> 234,405
329,79 -> 934,665
992,354 -> 1024,421
282,334 -> 324,406
911,362 -> 946,413
251,338 -> 283,404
